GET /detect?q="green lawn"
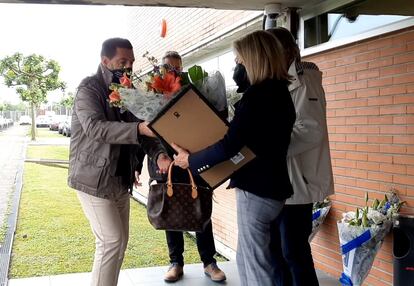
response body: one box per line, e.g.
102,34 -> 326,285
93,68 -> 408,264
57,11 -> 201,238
11,146 -> 224,278
27,127 -> 63,139
26,145 -> 69,160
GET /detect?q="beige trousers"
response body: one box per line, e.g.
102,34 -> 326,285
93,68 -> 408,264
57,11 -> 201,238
77,190 -> 130,286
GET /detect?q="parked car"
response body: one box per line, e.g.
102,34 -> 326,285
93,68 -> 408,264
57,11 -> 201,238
0,118 -> 13,129
5,118 -> 13,127
58,121 -> 65,134
0,118 -> 5,130
49,115 -> 67,131
62,117 -> 72,137
36,115 -> 52,128
19,115 -> 31,125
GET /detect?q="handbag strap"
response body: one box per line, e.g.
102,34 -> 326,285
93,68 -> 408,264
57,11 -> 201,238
167,161 -> 198,199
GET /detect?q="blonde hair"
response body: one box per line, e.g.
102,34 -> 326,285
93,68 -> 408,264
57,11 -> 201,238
233,30 -> 289,85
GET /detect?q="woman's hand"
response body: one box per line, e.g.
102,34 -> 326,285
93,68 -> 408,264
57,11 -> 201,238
171,143 -> 190,169
157,153 -> 172,174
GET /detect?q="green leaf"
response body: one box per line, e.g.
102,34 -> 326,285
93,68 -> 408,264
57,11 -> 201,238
362,212 -> 369,227
372,199 -> 379,210
396,201 -> 406,212
355,208 -> 359,219
188,65 -> 207,84
365,192 -> 369,205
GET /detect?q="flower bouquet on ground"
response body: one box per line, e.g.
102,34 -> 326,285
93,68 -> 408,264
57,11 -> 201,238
109,52 -> 227,121
337,190 -> 405,286
309,198 -> 331,242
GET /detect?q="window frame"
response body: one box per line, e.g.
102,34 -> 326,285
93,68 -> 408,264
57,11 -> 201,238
298,0 -> 414,56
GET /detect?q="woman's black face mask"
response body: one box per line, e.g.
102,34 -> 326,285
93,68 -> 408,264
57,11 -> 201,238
232,64 -> 250,93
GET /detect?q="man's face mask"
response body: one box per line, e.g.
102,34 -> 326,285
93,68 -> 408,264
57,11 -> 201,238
232,64 -> 250,93
111,67 -> 132,84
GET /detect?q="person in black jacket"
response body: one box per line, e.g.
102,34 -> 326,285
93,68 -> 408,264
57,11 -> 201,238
172,30 -> 296,286
144,51 -> 227,283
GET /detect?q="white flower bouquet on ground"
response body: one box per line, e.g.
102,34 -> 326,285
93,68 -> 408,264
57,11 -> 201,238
337,191 -> 405,286
309,198 -> 331,242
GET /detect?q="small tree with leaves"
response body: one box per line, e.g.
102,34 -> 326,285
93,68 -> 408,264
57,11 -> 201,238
60,92 -> 75,115
0,53 -> 65,140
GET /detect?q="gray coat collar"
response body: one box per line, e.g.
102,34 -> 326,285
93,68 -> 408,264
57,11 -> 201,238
99,63 -> 114,87
288,60 -> 303,92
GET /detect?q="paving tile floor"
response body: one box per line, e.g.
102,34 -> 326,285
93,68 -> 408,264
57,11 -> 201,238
9,261 -> 340,286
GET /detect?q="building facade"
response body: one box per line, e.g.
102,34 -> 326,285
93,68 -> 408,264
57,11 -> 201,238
129,4 -> 414,285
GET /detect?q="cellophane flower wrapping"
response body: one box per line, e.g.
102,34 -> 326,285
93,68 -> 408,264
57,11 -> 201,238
309,201 -> 331,242
195,71 -> 228,113
337,221 -> 392,286
118,70 -> 228,121
119,88 -> 173,121
337,192 -> 404,286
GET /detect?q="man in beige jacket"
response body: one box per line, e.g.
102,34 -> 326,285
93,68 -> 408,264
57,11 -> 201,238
68,38 -> 161,286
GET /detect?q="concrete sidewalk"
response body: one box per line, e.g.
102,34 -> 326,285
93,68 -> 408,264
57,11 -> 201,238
0,126 -> 27,235
9,261 -> 340,286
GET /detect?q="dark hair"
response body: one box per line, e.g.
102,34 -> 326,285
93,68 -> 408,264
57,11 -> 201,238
101,38 -> 133,59
267,28 -> 301,66
162,51 -> 182,63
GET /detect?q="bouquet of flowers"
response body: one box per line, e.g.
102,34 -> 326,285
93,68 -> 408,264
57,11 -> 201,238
309,198 -> 331,242
108,52 -> 227,121
337,190 -> 405,286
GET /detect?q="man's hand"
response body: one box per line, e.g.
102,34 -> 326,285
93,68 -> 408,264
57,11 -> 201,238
157,153 -> 172,174
171,143 -> 190,169
133,171 -> 142,188
138,122 -> 155,137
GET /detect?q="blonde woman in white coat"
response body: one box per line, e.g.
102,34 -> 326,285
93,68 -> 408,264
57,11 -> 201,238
268,28 -> 334,286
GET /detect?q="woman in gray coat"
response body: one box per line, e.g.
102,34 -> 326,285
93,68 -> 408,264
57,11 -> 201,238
268,28 -> 334,286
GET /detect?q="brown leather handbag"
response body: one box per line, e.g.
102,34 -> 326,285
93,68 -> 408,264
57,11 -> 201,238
147,162 -> 213,232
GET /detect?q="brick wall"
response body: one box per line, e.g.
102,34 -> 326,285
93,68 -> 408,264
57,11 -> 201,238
304,27 -> 414,285
127,7 -> 259,71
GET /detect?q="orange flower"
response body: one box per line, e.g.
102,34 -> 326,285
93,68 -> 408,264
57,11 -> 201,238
120,73 -> 132,88
109,90 -> 121,103
151,72 -> 181,97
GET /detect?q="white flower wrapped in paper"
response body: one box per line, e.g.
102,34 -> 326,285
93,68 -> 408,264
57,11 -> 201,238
342,211 -> 357,223
367,209 -> 387,225
309,198 -> 331,242
338,191 -> 405,286
338,221 -> 392,286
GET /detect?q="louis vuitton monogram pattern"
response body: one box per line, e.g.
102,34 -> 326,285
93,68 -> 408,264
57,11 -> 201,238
147,183 -> 213,232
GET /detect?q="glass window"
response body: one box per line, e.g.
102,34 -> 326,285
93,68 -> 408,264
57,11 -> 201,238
328,14 -> 409,41
218,51 -> 237,89
304,0 -> 413,48
198,57 -> 219,73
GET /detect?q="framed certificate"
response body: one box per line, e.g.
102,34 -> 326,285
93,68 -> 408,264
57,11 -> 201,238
148,84 -> 255,190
